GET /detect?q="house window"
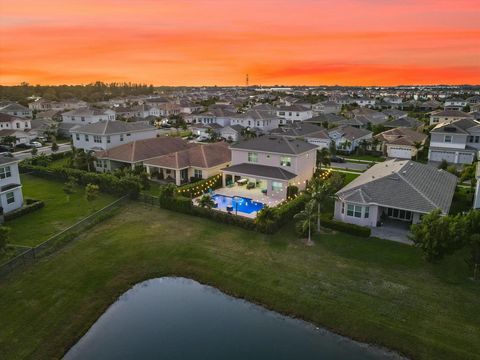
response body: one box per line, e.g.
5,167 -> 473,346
93,135 -> 102,143
0,166 -> 12,179
341,202 -> 345,214
127,133 -> 131,137
347,204 -> 362,218
444,135 -> 452,143
106,136 -> 111,143
81,117 -> 85,122
248,152 -> 258,163
194,169 -> 203,178
120,134 -> 124,141
280,156 -> 291,166
364,206 -> 370,218
75,134 -> 80,141
6,191 -> 15,204
16,123 -> 20,128
85,135 -> 89,142
272,181 -> 283,192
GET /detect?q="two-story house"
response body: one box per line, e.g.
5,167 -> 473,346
221,136 -> 317,199
444,98 -> 468,111
429,109 -> 471,126
0,156 -> 24,214
354,98 -> 376,107
61,107 -> 116,125
428,118 -> 480,164
230,108 -> 280,131
0,113 -> 31,131
0,102 -> 32,118
312,101 -> 341,115
70,120 -> 157,151
276,105 -> 313,124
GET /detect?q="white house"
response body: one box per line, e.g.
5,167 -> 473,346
276,105 -> 313,124
334,159 -> 457,228
61,107 -> 116,124
428,118 -> 480,164
70,120 -> 157,151
0,156 -> 24,214
0,102 -> 32,118
354,98 -> 376,107
0,113 -> 31,131
429,109 -> 471,126
374,128 -> 427,159
221,136 -> 317,200
444,98 -> 468,111
328,125 -> 372,153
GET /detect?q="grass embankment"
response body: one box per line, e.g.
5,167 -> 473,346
0,203 -> 479,360
5,174 -> 116,247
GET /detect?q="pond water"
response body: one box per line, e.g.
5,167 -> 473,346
65,277 -> 406,360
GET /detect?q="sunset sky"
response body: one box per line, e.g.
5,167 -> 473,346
1,0 -> 479,86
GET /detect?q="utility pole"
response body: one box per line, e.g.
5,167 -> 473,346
246,74 -> 249,87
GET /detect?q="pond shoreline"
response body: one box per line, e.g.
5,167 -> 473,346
65,276 -> 409,360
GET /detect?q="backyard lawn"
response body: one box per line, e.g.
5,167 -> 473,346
4,174 -> 117,247
0,203 -> 478,360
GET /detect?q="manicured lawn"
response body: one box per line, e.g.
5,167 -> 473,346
340,171 -> 361,184
344,154 -> 385,162
4,174 -> 117,247
0,203 -> 478,360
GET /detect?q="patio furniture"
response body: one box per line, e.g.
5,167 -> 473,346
261,189 -> 267,195
236,179 -> 248,186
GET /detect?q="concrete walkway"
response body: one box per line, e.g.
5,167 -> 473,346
371,225 -> 413,245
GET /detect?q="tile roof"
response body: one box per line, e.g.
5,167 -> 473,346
96,136 -> 193,163
70,120 -> 155,135
230,135 -> 317,155
221,163 -> 297,180
144,142 -> 231,169
337,159 -> 457,214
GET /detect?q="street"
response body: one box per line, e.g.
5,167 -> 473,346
12,143 -> 72,161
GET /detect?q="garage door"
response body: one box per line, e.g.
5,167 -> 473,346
458,152 -> 474,164
388,147 -> 412,159
429,150 -> 456,163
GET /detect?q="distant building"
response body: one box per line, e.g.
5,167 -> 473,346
0,156 -> 24,214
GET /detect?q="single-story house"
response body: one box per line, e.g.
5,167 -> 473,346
334,159 -> 457,227
375,128 -> 427,159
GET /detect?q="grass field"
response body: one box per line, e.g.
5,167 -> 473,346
0,203 -> 478,360
4,174 -> 117,247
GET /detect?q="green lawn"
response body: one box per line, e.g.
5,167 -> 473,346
343,154 -> 385,162
340,171 -> 361,184
0,203 -> 478,360
4,174 -> 117,247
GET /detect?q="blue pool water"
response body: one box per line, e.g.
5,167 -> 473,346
212,194 -> 264,214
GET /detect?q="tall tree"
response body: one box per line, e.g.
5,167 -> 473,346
294,201 -> 316,245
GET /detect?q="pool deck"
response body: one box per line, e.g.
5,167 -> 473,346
194,186 -> 285,218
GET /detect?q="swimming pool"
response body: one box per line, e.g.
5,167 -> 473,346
212,194 -> 264,214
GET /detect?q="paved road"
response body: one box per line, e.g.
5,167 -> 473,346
12,143 -> 72,160
330,161 -> 369,171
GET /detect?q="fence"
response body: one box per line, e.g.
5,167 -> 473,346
0,196 -> 128,278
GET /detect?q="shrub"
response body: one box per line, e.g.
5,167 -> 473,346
0,226 -> 10,251
286,185 -> 298,198
85,184 -> 100,201
19,164 -> 141,197
4,199 -> 45,221
320,216 -> 371,237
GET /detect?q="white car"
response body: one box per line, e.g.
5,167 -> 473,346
29,141 -> 43,148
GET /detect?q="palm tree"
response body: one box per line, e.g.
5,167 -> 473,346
294,201 -> 316,245
306,179 -> 334,233
198,194 -> 215,209
317,148 -> 330,169
413,141 -> 423,161
255,206 -> 278,233
341,140 -> 352,152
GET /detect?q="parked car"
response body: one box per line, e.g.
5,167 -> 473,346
29,141 -> 43,148
331,156 -> 345,163
0,151 -> 14,158
16,143 -> 32,149
0,145 -> 14,152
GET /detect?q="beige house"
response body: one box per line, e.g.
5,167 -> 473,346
375,128 -> 427,159
221,136 -> 317,200
144,142 -> 231,185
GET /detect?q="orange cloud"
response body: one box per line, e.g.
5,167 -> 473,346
1,0 -> 479,85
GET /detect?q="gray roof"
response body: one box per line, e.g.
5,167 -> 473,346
70,120 -> 155,135
62,107 -> 113,116
270,123 -> 329,139
329,125 -> 372,141
384,116 -> 422,129
222,163 -> 296,180
431,118 -> 480,134
431,109 -> 471,118
336,159 -> 457,214
0,155 -> 19,165
230,135 -> 317,155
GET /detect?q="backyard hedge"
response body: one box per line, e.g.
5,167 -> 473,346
20,164 -> 141,197
4,198 -> 45,221
320,216 -> 372,237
